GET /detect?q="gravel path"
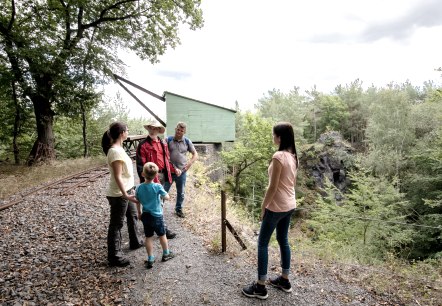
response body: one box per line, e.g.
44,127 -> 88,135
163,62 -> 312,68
0,165 -> 403,306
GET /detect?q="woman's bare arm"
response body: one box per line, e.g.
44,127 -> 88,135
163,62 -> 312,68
261,158 -> 283,218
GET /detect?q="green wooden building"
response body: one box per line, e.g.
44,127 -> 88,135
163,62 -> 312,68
164,91 -> 236,143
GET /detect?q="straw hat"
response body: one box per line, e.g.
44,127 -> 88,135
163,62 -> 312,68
143,120 -> 165,134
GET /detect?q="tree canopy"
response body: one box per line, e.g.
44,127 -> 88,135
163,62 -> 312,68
0,0 -> 203,164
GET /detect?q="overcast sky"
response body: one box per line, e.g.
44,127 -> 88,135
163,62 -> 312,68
106,0 -> 442,119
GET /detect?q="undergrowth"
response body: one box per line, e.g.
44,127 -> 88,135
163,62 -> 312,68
186,159 -> 442,306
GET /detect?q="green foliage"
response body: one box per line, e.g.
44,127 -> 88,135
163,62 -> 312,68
255,88 -> 307,140
334,79 -> 368,146
364,85 -> 416,178
304,87 -> 350,143
309,164 -> 413,262
52,95 -> 144,159
403,123 -> 442,259
0,0 -> 204,162
221,112 -> 274,217
0,68 -> 35,162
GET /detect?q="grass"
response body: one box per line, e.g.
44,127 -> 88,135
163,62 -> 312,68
0,156 -> 106,199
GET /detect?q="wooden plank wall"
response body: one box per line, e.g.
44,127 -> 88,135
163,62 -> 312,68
165,92 -> 235,143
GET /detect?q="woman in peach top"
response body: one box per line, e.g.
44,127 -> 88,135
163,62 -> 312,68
242,122 -> 299,300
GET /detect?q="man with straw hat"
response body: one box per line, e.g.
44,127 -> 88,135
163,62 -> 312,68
136,120 -> 180,239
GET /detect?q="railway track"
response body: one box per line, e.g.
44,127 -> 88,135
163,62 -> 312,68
0,164 -> 109,211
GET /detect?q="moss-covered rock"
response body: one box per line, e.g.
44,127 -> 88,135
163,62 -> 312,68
301,131 -> 355,198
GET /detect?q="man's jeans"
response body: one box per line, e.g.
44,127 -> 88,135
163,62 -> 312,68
106,196 -> 141,262
164,171 -> 187,212
257,208 -> 294,281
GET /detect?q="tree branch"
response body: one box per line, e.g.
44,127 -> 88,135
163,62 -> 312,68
82,13 -> 138,30
7,0 -> 16,31
237,157 -> 266,176
82,0 -> 142,30
61,2 -> 71,50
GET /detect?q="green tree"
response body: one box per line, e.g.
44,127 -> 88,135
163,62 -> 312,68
334,79 -> 368,147
304,86 -> 321,142
0,0 -> 203,164
364,86 -> 415,179
304,91 -> 349,142
309,165 -> 412,261
255,87 -> 307,140
404,128 -> 442,259
221,113 -> 274,215
0,65 -> 35,163
402,90 -> 442,259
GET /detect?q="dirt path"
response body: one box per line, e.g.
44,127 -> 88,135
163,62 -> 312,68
120,203 -> 395,305
117,170 -> 398,306
0,164 -> 402,305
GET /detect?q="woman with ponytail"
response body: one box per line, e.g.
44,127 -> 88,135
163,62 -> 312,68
242,122 -> 299,300
101,122 -> 143,267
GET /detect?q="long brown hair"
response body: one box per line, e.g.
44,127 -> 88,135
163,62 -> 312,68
101,122 -> 127,155
273,122 -> 299,168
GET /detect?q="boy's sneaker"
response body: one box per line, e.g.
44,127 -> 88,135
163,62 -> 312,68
242,282 -> 268,300
145,259 -> 155,269
162,251 -> 175,262
269,276 -> 292,292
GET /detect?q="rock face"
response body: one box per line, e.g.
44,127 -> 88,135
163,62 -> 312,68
301,131 -> 354,199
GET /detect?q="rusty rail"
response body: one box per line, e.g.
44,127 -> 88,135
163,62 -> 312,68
0,164 -> 109,211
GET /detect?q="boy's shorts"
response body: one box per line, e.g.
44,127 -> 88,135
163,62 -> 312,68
141,212 -> 166,237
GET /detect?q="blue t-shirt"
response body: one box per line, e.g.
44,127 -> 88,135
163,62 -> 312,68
135,182 -> 167,217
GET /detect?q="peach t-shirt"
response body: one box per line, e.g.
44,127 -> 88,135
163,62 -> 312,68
264,151 -> 297,212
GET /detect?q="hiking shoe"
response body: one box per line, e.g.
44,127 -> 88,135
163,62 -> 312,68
162,251 -> 175,262
145,259 -> 155,269
108,258 -> 130,267
166,229 -> 177,239
176,210 -> 185,218
269,276 -> 292,292
242,282 -> 268,300
129,242 -> 144,250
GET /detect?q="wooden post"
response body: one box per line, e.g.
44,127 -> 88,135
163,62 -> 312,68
221,190 -> 226,252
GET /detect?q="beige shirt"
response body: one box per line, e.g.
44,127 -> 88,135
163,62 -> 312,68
265,151 -> 297,212
106,146 -> 134,197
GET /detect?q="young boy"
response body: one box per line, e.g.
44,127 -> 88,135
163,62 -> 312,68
135,162 -> 175,269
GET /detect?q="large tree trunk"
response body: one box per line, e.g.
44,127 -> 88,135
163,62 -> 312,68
27,96 -> 56,165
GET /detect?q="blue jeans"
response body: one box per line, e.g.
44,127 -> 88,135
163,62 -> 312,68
164,172 -> 187,212
257,208 -> 294,281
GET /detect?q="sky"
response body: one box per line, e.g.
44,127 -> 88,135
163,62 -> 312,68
104,0 -> 442,119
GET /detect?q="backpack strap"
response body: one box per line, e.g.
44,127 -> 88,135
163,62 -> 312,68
167,136 -> 190,151
184,137 -> 191,150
